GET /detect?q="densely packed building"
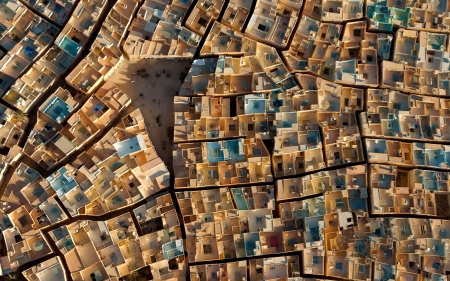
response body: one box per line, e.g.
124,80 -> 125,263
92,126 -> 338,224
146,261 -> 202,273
0,0 -> 450,279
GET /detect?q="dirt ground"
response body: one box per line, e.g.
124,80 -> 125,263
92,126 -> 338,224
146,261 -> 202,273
109,58 -> 192,173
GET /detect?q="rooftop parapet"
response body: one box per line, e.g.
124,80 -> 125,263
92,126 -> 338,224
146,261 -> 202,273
366,138 -> 450,169
276,164 -> 367,200
220,0 -> 252,32
245,0 -> 300,48
201,22 -> 257,56
179,51 -> 299,97
173,138 -> 273,188
381,60 -> 450,96
370,164 -> 450,216
303,0 -> 363,22
360,89 -> 450,141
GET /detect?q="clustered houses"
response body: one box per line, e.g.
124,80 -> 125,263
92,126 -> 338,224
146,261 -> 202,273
0,107 -> 171,274
173,138 -> 273,188
221,0 -> 251,32
303,0 -> 363,22
190,256 -> 301,280
42,108 -> 170,216
23,257 -> 66,280
169,0 -> 450,279
276,165 -> 367,200
283,16 -> 343,72
245,0 -> 301,48
361,88 -> 450,168
277,164 -> 450,281
0,103 -> 26,150
366,0 -> 450,32
1,0 -> 450,278
51,208 -> 184,280
360,89 -> 450,141
380,28 -> 450,96
0,163 -> 66,273
122,0 -> 201,58
25,0 -> 75,25
178,44 -> 299,97
0,103 -> 25,185
174,51 -> 363,184
277,182 -> 370,279
186,0 -> 225,37
4,193 -> 186,280
369,164 -> 450,216
201,22 -> 258,56
286,18 -> 390,86
284,17 -> 393,85
0,0 -> 59,97
1,0 -> 108,112
366,138 -> 450,169
178,186 -> 294,262
23,81 -> 131,170
66,0 -> 137,95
